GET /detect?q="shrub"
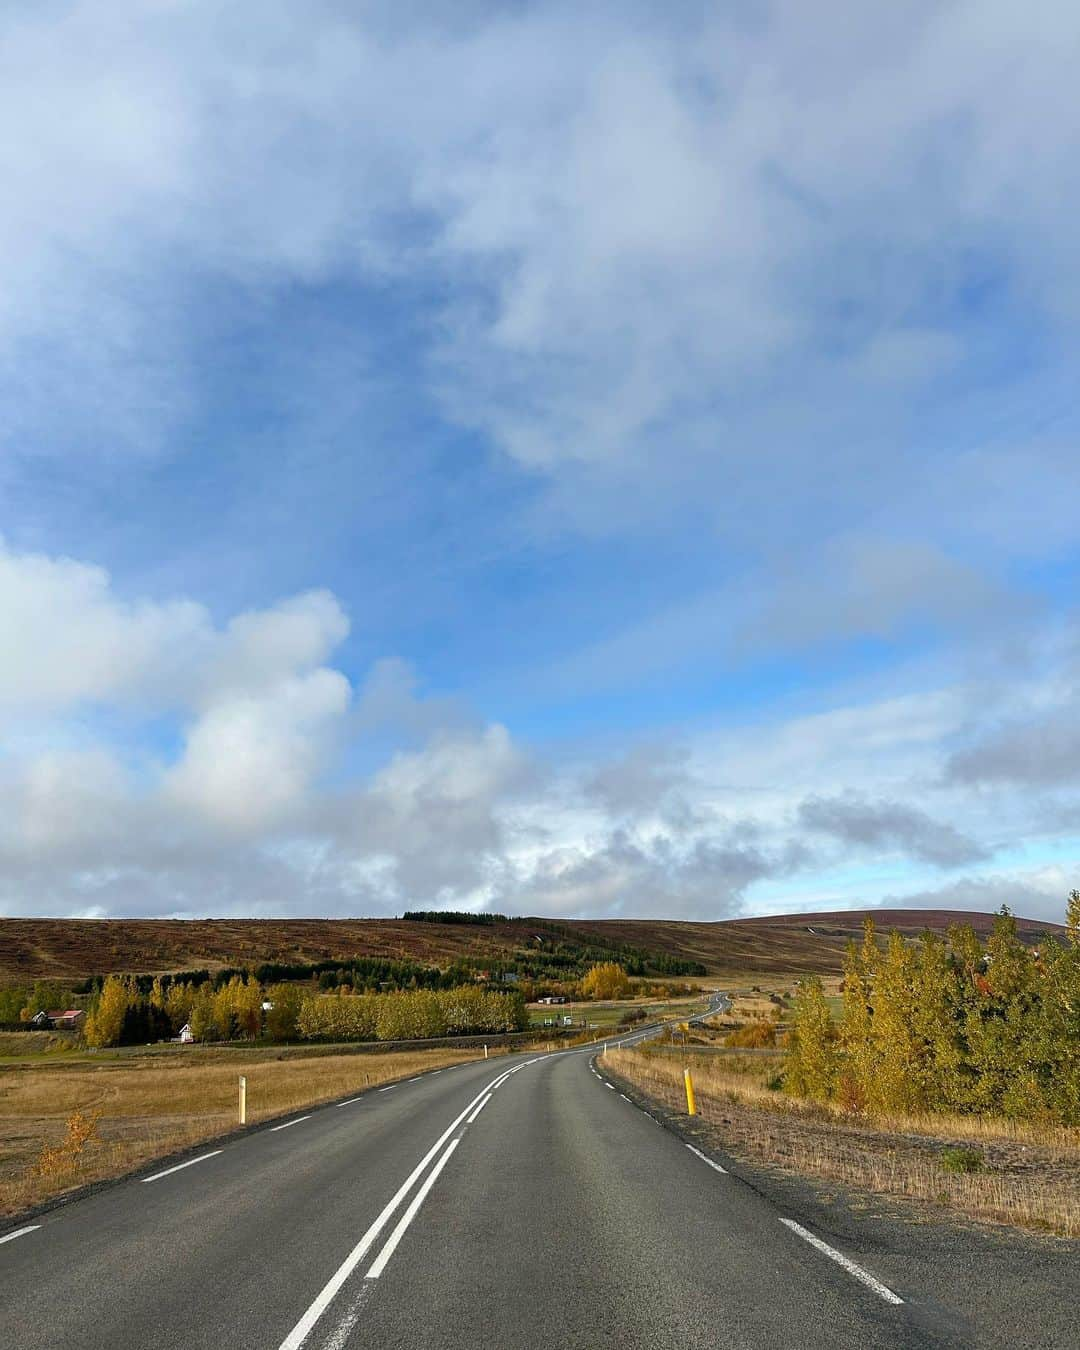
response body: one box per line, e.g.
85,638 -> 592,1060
940,1147 -> 985,1174
724,1022 -> 776,1049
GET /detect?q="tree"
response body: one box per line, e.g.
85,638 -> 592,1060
580,962 -> 631,1001
234,978 -> 264,1039
869,932 -> 922,1114
1067,890 -> 1080,943
265,983 -> 304,1041
84,976 -> 131,1048
189,982 -> 220,1042
784,977 -> 838,1101
164,981 -> 195,1033
838,940 -> 874,1110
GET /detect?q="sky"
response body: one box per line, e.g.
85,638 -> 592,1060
2,0 -> 1079,924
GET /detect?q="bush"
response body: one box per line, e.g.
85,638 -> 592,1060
940,1147 -> 985,1174
724,1022 -> 776,1049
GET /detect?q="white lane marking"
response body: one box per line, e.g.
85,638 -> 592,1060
619,1093 -> 631,1102
0,1225 -> 40,1245
407,1077 -> 421,1083
686,1144 -> 727,1175
605,1083 -> 616,1090
465,1093 -> 492,1124
141,1151 -> 223,1184
366,1139 -> 460,1279
378,1085 -> 395,1092
270,1116 -> 312,1132
779,1219 -> 903,1306
277,1067 -> 516,1350
337,1097 -> 365,1108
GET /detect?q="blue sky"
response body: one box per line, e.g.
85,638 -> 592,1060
1,0 -> 1079,922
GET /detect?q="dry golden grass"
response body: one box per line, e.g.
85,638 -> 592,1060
609,1048 -> 1080,1237
0,1044 -> 490,1216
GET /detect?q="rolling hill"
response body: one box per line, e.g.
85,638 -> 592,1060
0,908 -> 1066,985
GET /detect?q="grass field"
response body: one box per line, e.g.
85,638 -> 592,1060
0,1042 -> 492,1217
608,1047 -> 1080,1237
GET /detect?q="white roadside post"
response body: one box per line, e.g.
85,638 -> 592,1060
239,1075 -> 247,1125
484,1044 -> 488,1060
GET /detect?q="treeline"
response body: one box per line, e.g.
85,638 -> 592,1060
81,974 -> 527,1047
76,955 -> 449,997
0,980 -> 78,1023
785,902 -> 1080,1124
297,987 -> 527,1041
402,911 -> 509,926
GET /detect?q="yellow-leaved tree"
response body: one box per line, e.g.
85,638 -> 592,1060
580,962 -> 631,1001
84,975 -> 132,1048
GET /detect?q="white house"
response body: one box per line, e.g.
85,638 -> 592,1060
178,1023 -> 195,1043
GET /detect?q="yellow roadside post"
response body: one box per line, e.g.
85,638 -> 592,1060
684,1066 -> 696,1116
239,1075 -> 247,1126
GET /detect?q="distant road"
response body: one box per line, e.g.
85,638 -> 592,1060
2,994 -> 1076,1349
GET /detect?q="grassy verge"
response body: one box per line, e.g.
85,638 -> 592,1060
607,1046 -> 1080,1238
0,1043 -> 491,1218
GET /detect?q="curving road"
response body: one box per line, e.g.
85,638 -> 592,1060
1,1010 -> 1076,1349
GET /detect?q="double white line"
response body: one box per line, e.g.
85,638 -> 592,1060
277,1062 -> 520,1350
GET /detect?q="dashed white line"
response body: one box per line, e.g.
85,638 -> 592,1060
0,1225 -> 40,1245
270,1115 -> 312,1133
779,1219 -> 903,1305
378,1085 -> 395,1092
465,1094 -> 492,1124
366,1139 -> 460,1279
141,1151 -> 223,1183
619,1093 -> 631,1102
605,1083 -> 616,1090
686,1144 -> 727,1175
337,1097 -> 365,1108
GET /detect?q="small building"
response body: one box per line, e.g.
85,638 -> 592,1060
29,1010 -> 50,1027
178,1023 -> 195,1043
46,1009 -> 84,1030
538,996 -> 567,1005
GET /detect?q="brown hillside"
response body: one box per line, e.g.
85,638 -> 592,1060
0,908 -> 1066,984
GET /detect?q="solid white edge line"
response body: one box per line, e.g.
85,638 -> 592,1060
270,1116 -> 312,1132
779,1219 -> 903,1305
277,1067 -> 517,1350
465,1093 -> 492,1124
0,1224 -> 40,1245
141,1151 -> 223,1183
686,1144 -> 727,1175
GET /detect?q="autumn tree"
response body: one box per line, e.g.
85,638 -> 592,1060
84,976 -> 132,1048
784,977 -> 838,1101
580,962 -> 631,1001
265,983 -> 304,1041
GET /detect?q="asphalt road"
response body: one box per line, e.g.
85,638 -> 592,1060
2,1002 -> 1076,1349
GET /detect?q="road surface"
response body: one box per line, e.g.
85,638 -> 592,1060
2,1011 -> 1076,1348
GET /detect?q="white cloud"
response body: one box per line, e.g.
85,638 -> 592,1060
166,669 -> 351,833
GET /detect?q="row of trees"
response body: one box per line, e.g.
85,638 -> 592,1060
784,901 -> 1080,1124
81,974 -> 527,1047
297,987 -> 528,1042
0,980 -> 78,1024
